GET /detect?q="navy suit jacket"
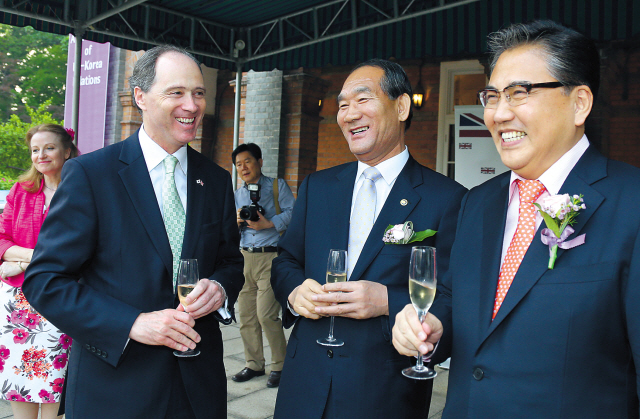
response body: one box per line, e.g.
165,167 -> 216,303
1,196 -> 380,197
23,133 -> 244,419
430,145 -> 640,418
271,156 -> 466,419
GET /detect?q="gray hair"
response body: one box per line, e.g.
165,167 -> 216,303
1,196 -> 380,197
129,45 -> 202,114
487,20 -> 600,99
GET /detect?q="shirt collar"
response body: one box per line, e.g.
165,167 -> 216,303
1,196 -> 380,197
356,146 -> 410,185
243,174 -> 265,188
139,124 -> 188,175
509,134 -> 589,202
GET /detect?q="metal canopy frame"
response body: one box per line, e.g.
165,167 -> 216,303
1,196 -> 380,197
0,0 -> 479,67
244,0 -> 479,62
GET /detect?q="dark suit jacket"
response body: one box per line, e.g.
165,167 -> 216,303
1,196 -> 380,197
23,133 -> 244,419
271,156 -> 466,419
430,145 -> 640,418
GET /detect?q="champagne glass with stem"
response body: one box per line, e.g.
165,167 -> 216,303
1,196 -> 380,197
174,259 -> 201,357
402,246 -> 437,379
317,249 -> 347,347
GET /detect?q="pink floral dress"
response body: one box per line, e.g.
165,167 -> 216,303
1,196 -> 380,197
0,287 -> 71,403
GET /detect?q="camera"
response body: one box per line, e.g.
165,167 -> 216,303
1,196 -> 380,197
239,183 -> 265,222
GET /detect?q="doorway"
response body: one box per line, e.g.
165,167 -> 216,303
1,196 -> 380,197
436,60 -> 486,178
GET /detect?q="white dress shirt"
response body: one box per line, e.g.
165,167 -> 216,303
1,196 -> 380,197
350,146 -> 410,223
138,125 -> 230,319
139,126 -> 188,214
500,135 -> 590,265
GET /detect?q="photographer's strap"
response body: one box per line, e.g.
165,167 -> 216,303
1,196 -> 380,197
273,179 -> 283,236
273,179 -> 281,215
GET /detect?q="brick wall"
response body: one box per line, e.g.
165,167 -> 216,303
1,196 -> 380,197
119,50 -> 144,140
211,72 -> 245,173
594,44 -> 640,169
282,72 -> 329,195
316,68 -> 355,172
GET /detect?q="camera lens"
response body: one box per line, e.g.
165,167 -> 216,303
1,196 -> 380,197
239,207 -> 252,220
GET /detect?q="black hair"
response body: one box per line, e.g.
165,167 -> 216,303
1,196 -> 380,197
487,20 -> 600,99
232,142 -> 262,164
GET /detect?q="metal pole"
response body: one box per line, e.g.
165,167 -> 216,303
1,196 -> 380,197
231,62 -> 242,190
72,26 -> 85,146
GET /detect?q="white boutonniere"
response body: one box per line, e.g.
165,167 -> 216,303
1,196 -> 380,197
534,194 -> 586,269
382,221 -> 436,245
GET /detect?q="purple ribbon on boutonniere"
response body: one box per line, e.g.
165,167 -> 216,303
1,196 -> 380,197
540,226 -> 585,269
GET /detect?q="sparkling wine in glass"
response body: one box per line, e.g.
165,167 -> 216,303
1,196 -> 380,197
317,249 -> 347,347
402,246 -> 437,379
174,259 -> 201,357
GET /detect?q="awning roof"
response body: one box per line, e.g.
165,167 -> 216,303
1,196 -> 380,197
2,0 -> 639,71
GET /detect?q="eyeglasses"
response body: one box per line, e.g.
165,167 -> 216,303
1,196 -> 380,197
478,82 -> 567,108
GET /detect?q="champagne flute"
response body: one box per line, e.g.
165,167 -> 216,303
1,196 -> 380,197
317,249 -> 347,347
402,246 -> 437,379
174,259 -> 201,357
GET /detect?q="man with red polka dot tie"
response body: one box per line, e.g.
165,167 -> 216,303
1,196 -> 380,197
392,20 -> 640,418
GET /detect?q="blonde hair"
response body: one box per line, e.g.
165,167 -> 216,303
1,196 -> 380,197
18,124 -> 78,193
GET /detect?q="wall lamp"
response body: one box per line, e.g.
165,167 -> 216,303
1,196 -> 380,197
412,64 -> 427,109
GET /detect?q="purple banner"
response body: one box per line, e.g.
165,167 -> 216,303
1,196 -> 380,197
64,35 -> 110,155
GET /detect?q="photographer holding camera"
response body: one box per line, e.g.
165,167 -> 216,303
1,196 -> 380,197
232,143 -> 294,388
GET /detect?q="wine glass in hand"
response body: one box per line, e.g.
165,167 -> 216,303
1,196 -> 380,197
402,246 -> 437,379
317,249 -> 347,347
174,259 -> 201,357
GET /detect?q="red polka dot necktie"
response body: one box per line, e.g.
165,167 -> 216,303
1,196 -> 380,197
492,179 -> 545,320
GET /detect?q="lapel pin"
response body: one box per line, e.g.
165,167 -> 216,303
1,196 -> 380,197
196,179 -> 204,186
400,199 -> 408,206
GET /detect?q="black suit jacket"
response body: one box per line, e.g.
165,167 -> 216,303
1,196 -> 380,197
430,145 -> 640,418
271,156 -> 466,419
23,133 -> 244,419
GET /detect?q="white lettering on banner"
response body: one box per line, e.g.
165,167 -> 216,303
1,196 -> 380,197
80,76 -> 101,86
83,60 -> 103,70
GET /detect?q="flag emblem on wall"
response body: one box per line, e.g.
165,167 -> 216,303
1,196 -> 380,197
459,143 -> 472,149
481,167 -> 495,174
459,113 -> 492,138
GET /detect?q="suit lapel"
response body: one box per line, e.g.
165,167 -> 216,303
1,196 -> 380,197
554,146 -> 606,250
483,145 -> 607,340
475,174 -> 511,337
181,147 -> 205,259
349,157 -> 421,282
118,135 -> 174,276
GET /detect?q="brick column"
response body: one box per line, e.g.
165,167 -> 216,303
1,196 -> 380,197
104,46 -> 125,147
282,73 -> 330,196
244,70 -> 284,178
119,91 -> 142,139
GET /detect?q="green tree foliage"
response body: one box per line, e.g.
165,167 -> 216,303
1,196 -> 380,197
0,100 -> 60,180
0,24 -> 67,122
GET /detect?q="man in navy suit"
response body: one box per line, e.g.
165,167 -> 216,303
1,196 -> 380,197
23,45 -> 244,418
393,21 -> 640,418
271,59 -> 466,418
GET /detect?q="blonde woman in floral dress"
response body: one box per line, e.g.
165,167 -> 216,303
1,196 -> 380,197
0,124 -> 77,419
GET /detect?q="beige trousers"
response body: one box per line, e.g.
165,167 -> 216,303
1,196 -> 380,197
238,250 -> 287,371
